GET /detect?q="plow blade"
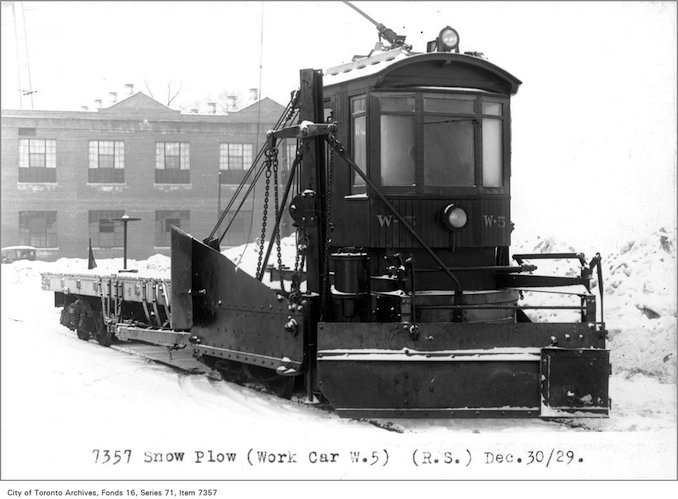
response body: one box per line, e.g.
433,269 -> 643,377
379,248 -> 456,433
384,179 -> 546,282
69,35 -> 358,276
317,322 -> 610,418
170,227 -> 305,374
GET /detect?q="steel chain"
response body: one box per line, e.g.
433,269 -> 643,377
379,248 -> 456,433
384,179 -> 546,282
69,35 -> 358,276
256,149 -> 274,278
271,147 -> 285,291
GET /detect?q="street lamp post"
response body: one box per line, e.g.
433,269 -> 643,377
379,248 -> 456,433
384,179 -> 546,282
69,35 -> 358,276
108,214 -> 141,270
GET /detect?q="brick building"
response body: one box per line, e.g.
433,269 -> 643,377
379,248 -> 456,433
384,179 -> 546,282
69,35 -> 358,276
1,92 -> 294,261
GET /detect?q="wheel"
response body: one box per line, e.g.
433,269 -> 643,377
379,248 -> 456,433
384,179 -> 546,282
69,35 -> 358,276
76,328 -> 90,341
94,314 -> 112,347
96,328 -> 113,347
264,375 -> 295,399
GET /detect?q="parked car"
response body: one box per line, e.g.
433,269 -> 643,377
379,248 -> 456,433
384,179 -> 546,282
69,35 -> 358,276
1,246 -> 37,263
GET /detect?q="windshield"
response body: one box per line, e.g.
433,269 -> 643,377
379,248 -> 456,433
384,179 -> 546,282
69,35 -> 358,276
376,91 -> 505,190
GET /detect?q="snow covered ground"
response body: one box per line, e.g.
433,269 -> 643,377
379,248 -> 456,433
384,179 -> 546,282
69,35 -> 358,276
1,227 -> 676,481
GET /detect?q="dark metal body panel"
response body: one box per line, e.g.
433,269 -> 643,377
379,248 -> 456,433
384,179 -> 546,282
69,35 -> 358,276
317,322 -> 606,351
540,348 -> 610,416
316,322 -> 608,417
170,227 -> 305,372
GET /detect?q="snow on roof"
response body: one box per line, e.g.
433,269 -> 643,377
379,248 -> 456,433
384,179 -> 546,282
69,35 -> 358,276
323,47 -> 412,87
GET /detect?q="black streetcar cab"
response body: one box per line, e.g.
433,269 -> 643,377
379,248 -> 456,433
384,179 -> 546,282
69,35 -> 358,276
323,48 -> 521,290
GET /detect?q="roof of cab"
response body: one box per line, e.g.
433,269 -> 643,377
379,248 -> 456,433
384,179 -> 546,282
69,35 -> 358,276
323,48 -> 521,95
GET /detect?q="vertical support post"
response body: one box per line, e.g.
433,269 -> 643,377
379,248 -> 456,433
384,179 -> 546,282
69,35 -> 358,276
123,222 -> 128,269
298,68 -> 327,296
298,68 -> 327,403
109,215 -> 141,271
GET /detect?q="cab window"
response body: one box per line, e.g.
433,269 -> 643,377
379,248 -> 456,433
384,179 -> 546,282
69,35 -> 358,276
374,91 -> 506,191
350,96 -> 367,189
423,95 -> 476,186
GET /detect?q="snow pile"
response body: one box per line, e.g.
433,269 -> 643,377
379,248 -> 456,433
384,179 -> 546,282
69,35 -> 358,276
514,227 -> 677,383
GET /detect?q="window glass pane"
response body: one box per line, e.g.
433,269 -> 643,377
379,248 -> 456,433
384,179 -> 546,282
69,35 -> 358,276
378,95 -> 415,113
352,97 -> 365,114
180,143 -> 190,170
19,139 -> 29,168
45,140 -> 56,168
219,144 -> 228,170
482,102 -> 502,116
30,140 -> 45,153
30,153 -> 46,168
165,142 -> 179,156
89,142 -> 98,168
243,145 -> 252,170
156,143 -> 164,169
165,156 -> 181,170
352,115 -> 367,186
482,118 -> 503,187
424,96 -> 474,114
115,142 -> 124,169
424,116 -> 475,186
99,154 -> 114,169
381,115 -> 415,186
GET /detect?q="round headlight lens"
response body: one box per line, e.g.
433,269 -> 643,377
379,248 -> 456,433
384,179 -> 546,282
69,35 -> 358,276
444,204 -> 467,230
439,27 -> 460,51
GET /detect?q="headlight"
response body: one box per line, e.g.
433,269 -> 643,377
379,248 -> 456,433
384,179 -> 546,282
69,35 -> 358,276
438,26 -> 460,52
443,204 -> 467,230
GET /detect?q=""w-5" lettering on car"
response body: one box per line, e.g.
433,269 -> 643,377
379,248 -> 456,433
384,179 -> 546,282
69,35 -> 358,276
483,215 -> 506,228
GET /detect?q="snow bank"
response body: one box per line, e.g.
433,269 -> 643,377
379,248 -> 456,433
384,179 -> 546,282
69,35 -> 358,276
514,227 -> 677,382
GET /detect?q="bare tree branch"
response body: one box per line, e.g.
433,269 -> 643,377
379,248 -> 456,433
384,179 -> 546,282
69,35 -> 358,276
144,80 -> 155,99
167,82 -> 183,106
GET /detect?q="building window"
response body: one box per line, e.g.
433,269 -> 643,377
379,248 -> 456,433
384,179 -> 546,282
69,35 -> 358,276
88,140 -> 124,183
155,210 -> 190,247
351,96 -> 367,190
19,211 -> 57,248
219,143 -> 253,184
18,139 -> 56,183
89,210 -> 124,248
155,142 -> 190,184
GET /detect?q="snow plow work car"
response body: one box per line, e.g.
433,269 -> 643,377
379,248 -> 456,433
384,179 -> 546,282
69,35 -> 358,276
42,16 -> 610,418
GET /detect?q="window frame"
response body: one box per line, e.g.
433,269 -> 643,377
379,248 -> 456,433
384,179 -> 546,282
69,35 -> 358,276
18,139 -> 57,183
370,88 -> 509,196
88,140 -> 125,184
349,93 -> 368,194
155,210 -> 190,248
219,143 -> 254,184
155,142 -> 191,184
18,211 -> 58,248
88,210 -> 125,249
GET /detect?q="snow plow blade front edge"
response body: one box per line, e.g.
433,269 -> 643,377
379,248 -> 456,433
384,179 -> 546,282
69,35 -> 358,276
316,322 -> 610,418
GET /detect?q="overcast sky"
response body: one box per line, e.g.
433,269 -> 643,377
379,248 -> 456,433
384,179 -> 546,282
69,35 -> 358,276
2,1 -> 676,247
